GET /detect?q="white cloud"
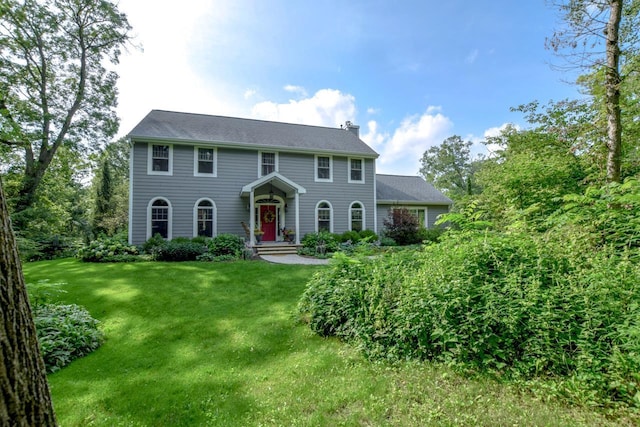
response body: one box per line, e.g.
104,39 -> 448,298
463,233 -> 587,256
115,0 -> 244,136
251,89 -> 356,127
366,107 -> 380,115
361,108 -> 453,175
244,89 -> 257,100
283,85 -> 308,98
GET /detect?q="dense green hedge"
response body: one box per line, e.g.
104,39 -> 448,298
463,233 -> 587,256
298,232 -> 640,408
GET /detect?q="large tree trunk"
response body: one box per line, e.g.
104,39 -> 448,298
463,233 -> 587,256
605,0 -> 623,183
0,178 -> 57,426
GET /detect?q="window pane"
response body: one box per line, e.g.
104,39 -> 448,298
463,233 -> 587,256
197,207 -> 213,237
152,220 -> 168,238
153,158 -> 168,171
198,148 -> 214,174
198,160 -> 214,174
317,156 -> 330,179
261,152 -> 275,175
350,159 -> 362,181
198,148 -> 213,161
153,145 -> 169,159
318,204 -> 331,232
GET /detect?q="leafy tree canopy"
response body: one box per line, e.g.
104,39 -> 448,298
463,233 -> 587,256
0,0 -> 132,229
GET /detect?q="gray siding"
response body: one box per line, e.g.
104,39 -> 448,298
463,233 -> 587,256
130,141 -> 377,244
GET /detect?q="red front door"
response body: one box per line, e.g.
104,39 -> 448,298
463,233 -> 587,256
260,205 -> 277,241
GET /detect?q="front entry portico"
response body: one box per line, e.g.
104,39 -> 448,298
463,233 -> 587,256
240,172 -> 306,246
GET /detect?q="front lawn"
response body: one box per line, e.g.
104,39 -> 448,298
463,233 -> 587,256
24,259 -> 635,426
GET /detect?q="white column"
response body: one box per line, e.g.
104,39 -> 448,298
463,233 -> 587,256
294,192 -> 300,244
249,189 -> 255,245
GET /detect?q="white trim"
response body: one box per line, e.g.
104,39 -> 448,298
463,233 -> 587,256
314,155 -> 333,182
147,197 -> 172,240
315,200 -> 333,232
193,198 -> 217,237
373,161 -> 377,234
128,139 -> 134,244
348,201 -> 365,232
147,143 -> 173,176
193,146 -> 217,177
258,151 -> 279,177
348,157 -> 365,184
240,171 -> 306,196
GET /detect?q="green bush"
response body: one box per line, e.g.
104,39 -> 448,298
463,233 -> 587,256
358,229 -> 378,241
301,231 -> 340,255
206,233 -> 245,257
339,230 -> 361,243
379,237 -> 397,247
77,237 -> 138,262
299,232 -> 640,408
416,227 -> 444,244
153,240 -> 207,261
141,233 -> 167,254
33,303 -> 104,373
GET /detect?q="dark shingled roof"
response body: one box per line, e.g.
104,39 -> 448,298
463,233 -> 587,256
376,174 -> 452,205
128,110 -> 378,157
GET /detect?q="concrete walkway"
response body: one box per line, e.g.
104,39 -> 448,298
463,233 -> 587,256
260,254 -> 330,265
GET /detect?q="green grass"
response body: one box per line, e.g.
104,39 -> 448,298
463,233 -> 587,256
24,259 -> 637,426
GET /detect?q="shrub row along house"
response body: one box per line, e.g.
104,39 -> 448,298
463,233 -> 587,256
127,110 -> 452,246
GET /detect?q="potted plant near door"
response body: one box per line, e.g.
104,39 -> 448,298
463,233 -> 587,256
281,228 -> 296,243
254,228 -> 264,244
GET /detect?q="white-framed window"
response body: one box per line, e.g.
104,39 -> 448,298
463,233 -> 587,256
259,151 -> 278,176
147,197 -> 172,239
393,207 -> 427,228
349,201 -> 365,231
315,155 -> 333,182
316,200 -> 333,232
348,158 -> 364,183
194,147 -> 217,176
194,198 -> 216,237
147,144 -> 173,175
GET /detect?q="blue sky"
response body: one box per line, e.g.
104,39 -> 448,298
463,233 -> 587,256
117,0 -> 584,175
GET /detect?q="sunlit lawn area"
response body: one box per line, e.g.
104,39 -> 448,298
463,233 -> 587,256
24,258 -> 635,426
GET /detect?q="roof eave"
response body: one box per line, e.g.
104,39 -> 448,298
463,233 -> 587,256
128,135 -> 379,158
377,199 -> 453,206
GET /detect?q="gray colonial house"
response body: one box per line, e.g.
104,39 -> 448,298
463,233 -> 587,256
127,110 -> 452,247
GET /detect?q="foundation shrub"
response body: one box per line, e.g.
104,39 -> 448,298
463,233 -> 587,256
153,239 -> 207,261
298,231 -> 640,408
77,236 -> 138,262
339,230 -> 361,243
300,231 -> 340,255
206,233 -> 245,257
358,229 -> 378,241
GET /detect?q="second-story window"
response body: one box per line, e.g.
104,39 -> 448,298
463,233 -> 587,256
195,147 -> 216,176
152,145 -> 169,172
148,144 -> 172,175
349,158 -> 364,183
261,152 -> 276,176
316,155 -> 332,181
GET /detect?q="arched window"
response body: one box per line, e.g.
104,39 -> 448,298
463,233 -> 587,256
194,199 -> 216,237
316,201 -> 332,232
148,198 -> 171,239
350,202 -> 364,232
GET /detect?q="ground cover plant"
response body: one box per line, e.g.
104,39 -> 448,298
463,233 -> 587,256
23,259 -> 637,426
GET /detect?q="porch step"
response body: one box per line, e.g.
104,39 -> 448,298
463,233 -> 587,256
254,243 -> 301,256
